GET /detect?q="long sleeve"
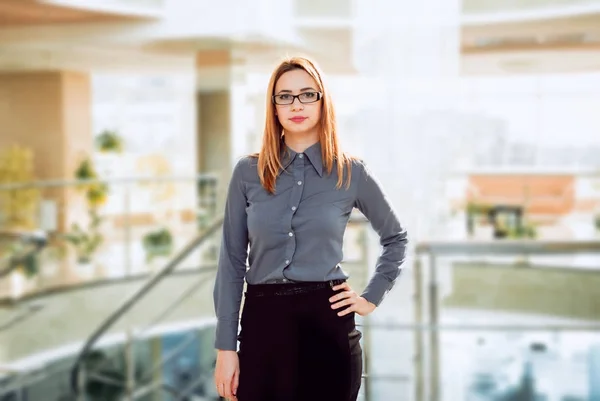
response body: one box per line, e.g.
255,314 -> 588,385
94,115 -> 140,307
213,159 -> 249,350
354,162 -> 408,306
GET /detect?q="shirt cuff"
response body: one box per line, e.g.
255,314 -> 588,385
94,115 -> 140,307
360,274 -> 394,306
215,318 -> 239,351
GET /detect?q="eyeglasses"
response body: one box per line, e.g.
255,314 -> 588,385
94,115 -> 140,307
272,91 -> 322,105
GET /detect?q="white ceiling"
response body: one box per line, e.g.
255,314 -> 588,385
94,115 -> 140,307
1,0 -> 600,75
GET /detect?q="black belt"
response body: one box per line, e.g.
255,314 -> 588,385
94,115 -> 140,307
245,279 -> 346,298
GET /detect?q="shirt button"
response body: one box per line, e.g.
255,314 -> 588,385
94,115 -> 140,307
288,232 -> 294,237
291,206 -> 297,211
299,154 -> 304,159
282,278 -> 288,282
285,259 -> 290,265
297,181 -> 302,185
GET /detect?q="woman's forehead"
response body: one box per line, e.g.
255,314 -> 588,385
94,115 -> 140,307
275,69 -> 318,91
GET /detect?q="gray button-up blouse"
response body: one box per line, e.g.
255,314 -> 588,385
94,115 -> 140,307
213,141 -> 408,350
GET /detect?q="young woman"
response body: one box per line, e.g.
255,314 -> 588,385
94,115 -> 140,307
213,56 -> 407,401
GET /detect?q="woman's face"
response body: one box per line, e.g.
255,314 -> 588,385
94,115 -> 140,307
273,69 -> 322,136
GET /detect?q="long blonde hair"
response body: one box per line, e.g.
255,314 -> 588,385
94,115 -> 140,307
255,56 -> 354,194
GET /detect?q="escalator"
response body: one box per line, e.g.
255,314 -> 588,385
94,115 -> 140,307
70,216 -> 224,401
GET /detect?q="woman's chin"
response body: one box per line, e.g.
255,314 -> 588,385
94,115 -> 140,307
282,125 -> 318,137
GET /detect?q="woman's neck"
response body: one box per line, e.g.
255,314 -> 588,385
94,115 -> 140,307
284,132 -> 319,153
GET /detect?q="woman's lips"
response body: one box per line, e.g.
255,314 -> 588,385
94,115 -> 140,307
289,117 -> 307,123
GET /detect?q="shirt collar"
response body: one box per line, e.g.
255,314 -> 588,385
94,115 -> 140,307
280,141 -> 323,177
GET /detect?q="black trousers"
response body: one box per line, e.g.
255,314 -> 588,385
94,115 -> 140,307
236,280 -> 363,401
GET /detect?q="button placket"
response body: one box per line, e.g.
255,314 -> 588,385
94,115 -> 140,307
283,154 -> 305,270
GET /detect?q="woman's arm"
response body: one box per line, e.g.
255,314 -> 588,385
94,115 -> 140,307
213,158 -> 249,351
354,161 -> 408,307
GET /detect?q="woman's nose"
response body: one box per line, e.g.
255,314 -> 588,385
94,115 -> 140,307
290,98 -> 303,111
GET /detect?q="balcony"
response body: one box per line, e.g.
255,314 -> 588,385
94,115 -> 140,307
463,0 -> 600,15
461,0 -> 600,74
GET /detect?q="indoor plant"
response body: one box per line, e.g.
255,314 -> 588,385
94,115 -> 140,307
95,130 -> 124,154
142,227 -> 174,264
0,145 -> 39,230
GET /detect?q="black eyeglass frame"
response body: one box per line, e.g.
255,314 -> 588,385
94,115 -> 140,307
272,91 -> 323,105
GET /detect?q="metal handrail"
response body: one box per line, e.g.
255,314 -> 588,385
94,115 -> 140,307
76,267 -> 217,389
413,238 -> 600,401
416,238 -> 600,255
0,174 -> 219,191
70,215 -> 224,395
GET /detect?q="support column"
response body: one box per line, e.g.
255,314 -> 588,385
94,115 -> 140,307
0,71 -> 93,232
195,49 -> 236,216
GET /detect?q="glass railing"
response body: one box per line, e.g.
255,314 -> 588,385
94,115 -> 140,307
0,210 -> 372,400
2,321 -> 599,400
2,182 -> 599,401
411,239 -> 600,401
362,323 -> 600,401
0,175 -> 219,300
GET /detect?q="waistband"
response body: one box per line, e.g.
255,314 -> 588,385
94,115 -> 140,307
245,279 -> 346,298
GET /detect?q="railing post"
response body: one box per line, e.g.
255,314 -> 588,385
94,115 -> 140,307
125,326 -> 135,400
428,254 -> 440,401
124,182 -> 132,276
77,366 -> 86,401
413,255 -> 424,401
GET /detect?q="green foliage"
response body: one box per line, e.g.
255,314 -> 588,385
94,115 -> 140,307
95,130 -> 124,153
65,158 -> 109,264
506,222 -> 537,239
1,241 -> 40,278
63,209 -> 103,264
74,158 -> 109,207
466,202 -> 492,215
74,158 -> 97,181
142,227 -> 174,262
0,145 -> 39,230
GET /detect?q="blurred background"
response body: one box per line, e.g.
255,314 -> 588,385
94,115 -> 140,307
0,0 -> 599,400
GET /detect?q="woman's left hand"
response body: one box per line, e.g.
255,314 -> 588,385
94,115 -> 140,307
329,282 -> 376,317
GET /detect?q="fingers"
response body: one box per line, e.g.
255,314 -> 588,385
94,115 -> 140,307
330,294 -> 355,310
216,382 -> 225,398
329,287 -> 357,307
215,378 -> 238,401
215,351 -> 240,399
232,368 -> 240,398
329,285 -> 359,316
332,282 -> 350,291
337,305 -> 356,316
215,375 -> 232,399
222,381 -> 234,399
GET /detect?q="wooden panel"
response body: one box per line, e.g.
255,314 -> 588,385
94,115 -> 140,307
443,262 -> 600,321
195,50 -> 231,68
